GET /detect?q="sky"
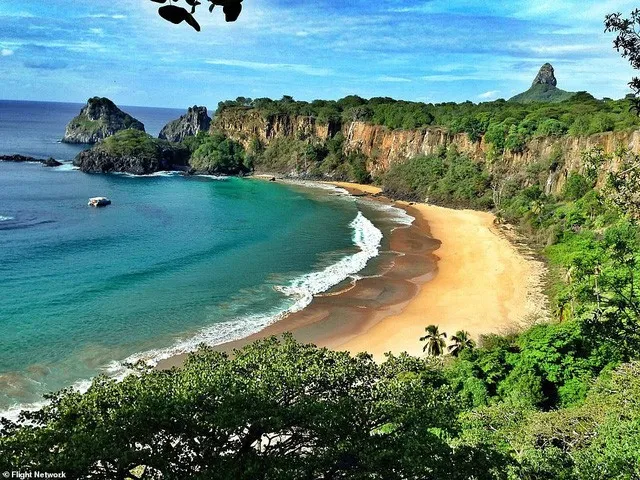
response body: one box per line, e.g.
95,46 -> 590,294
0,0 -> 638,108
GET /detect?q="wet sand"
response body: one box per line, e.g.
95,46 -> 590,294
158,181 -> 547,368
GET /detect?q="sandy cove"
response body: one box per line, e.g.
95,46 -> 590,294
158,180 -> 546,369
330,183 -> 548,359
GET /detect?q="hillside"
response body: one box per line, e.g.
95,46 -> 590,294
508,82 -> 575,103
508,63 -> 575,103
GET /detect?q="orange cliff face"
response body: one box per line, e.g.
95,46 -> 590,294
212,109 -> 640,196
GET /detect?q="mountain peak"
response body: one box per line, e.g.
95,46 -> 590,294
532,63 -> 557,87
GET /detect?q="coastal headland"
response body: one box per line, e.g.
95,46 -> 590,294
158,180 -> 547,367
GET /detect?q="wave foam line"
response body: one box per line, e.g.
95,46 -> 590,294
0,215 -> 14,222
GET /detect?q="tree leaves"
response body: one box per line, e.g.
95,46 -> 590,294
159,5 -> 200,32
223,2 -> 242,22
151,0 -> 243,31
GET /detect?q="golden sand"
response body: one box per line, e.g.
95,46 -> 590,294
335,196 -> 548,359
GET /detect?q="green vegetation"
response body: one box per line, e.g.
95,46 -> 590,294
248,132 -> 371,183
100,129 -> 182,158
508,83 -> 575,104
382,146 -> 492,208
0,335 -> 507,479
184,131 -> 249,175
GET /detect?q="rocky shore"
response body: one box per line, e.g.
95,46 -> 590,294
73,130 -> 189,174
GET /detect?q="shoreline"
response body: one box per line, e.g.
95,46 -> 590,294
334,184 -> 549,359
158,179 -> 547,368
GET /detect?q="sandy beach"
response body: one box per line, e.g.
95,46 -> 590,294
158,180 -> 547,368
331,183 -> 548,359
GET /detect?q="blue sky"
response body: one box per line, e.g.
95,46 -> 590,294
0,0 -> 638,108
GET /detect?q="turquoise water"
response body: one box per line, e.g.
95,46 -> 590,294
0,163 -> 408,415
0,101 -> 410,416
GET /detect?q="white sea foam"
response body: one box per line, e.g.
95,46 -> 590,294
277,180 -> 413,227
279,179 -> 351,196
358,198 -> 415,226
51,162 -> 78,172
0,215 -> 14,222
195,174 -> 228,180
113,170 -> 184,178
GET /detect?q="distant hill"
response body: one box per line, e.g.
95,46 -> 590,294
509,63 -> 575,103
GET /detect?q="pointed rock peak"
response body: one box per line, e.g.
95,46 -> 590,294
158,105 -> 211,142
532,63 -> 557,87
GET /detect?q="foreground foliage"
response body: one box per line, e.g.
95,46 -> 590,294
0,336 -> 506,480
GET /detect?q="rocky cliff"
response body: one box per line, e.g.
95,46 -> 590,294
159,106 -> 211,142
62,97 -> 145,144
213,109 -> 338,145
212,109 -> 640,196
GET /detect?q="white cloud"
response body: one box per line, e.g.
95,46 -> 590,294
89,28 -> 104,36
86,14 -> 127,19
478,90 -> 500,99
422,74 -> 476,82
528,44 -> 602,55
205,59 -> 332,76
377,75 -> 411,83
1,49 -> 14,56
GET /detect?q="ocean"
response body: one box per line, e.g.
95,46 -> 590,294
0,100 -> 410,417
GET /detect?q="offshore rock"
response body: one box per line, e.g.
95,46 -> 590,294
0,154 -> 62,167
159,106 -> 211,142
62,97 -> 145,144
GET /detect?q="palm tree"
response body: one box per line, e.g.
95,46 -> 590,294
448,330 -> 475,357
420,325 -> 447,356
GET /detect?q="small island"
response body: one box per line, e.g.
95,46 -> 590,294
62,97 -> 145,144
0,154 -> 62,167
73,129 -> 190,174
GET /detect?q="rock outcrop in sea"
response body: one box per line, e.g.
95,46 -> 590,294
159,106 -> 211,142
0,154 -> 62,167
62,97 -> 145,144
73,130 -> 189,175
